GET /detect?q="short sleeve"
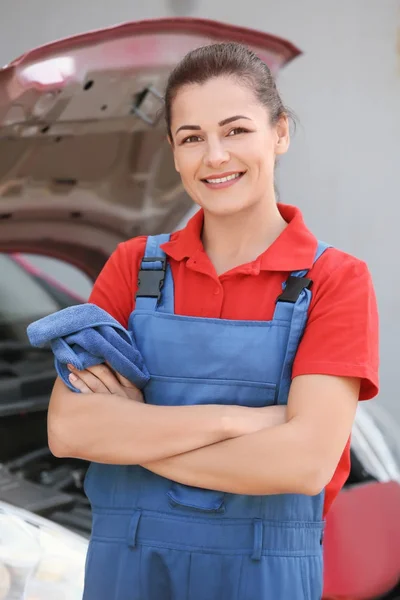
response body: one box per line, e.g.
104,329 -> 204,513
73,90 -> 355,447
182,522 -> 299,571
292,254 -> 379,400
88,236 -> 147,328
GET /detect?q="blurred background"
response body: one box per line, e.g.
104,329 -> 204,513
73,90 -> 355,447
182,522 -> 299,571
0,3 -> 399,599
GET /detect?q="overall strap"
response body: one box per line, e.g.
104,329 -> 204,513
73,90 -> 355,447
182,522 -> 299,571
289,240 -> 332,280
275,241 -> 331,309
275,240 -> 332,404
135,234 -> 174,313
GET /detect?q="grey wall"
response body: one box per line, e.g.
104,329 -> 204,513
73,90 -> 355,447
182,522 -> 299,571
1,0 -> 399,415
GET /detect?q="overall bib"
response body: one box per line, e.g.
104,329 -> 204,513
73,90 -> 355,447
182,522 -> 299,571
83,234 -> 330,600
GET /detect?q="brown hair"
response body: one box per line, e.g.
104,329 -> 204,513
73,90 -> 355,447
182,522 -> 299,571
164,41 -> 294,139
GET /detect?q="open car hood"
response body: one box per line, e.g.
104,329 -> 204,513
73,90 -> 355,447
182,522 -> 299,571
0,17 -> 300,278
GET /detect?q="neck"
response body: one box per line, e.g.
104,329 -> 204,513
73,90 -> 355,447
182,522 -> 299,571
202,197 -> 287,276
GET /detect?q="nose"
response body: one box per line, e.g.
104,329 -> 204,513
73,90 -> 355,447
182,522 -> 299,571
203,138 -> 229,169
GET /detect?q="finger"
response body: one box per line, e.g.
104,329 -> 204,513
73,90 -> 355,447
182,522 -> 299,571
99,362 -> 135,390
103,362 -> 136,389
68,372 -> 93,394
84,363 -> 126,395
113,371 -> 135,389
68,365 -> 110,394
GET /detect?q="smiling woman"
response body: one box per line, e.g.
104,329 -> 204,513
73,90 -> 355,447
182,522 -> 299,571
167,46 -> 289,219
172,78 -> 286,211
47,42 -> 379,600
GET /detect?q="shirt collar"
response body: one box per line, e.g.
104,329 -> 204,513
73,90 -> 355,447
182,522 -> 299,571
161,209 -> 204,261
258,204 -> 318,272
161,203 -> 318,273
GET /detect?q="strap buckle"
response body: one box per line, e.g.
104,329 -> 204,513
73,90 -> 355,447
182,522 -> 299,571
136,257 -> 166,300
276,276 -> 312,304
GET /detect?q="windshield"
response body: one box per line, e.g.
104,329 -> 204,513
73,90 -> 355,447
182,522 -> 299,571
0,254 -> 90,344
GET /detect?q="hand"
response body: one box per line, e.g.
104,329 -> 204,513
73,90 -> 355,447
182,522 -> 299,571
227,404 -> 288,438
67,363 -> 144,403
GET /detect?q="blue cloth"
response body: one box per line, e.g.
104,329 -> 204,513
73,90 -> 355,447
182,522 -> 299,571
27,304 -> 150,391
82,235 -> 331,600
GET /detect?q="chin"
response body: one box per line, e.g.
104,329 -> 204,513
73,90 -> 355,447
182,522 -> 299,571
202,197 -> 256,218
202,204 -> 245,218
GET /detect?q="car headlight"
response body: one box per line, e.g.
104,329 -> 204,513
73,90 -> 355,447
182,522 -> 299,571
0,501 -> 88,600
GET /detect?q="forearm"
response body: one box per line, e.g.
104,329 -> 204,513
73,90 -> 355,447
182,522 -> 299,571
144,418 -> 323,496
48,379 -> 237,464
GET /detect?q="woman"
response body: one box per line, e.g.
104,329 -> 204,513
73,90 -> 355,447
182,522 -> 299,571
48,42 -> 379,599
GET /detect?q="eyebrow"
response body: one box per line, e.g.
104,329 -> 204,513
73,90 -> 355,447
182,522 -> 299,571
175,115 -> 251,135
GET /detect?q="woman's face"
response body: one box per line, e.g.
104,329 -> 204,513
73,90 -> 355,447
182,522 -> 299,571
169,76 -> 289,217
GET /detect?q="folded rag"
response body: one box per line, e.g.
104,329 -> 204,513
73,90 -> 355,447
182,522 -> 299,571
27,304 -> 150,392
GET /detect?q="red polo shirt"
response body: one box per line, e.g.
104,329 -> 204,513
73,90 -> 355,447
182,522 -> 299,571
89,203 -> 379,515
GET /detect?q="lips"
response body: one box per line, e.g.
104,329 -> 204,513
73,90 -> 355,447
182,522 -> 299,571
201,171 -> 245,184
201,171 -> 246,190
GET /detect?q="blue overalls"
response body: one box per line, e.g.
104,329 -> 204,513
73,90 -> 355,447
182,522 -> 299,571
83,234 -> 330,600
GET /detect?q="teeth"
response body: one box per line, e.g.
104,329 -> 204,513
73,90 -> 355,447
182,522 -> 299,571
205,173 -> 241,184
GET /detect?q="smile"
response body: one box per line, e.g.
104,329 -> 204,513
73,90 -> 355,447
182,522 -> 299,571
205,173 -> 242,183
201,171 -> 245,189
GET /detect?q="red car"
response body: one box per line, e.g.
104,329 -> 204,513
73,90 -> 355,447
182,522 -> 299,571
0,18 -> 399,599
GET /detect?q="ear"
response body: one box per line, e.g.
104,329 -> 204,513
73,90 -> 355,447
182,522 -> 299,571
275,114 -> 290,156
167,135 -> 180,173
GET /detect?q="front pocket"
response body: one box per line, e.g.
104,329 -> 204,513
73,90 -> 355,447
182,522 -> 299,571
240,555 -> 319,600
300,553 -> 323,600
145,375 -> 277,408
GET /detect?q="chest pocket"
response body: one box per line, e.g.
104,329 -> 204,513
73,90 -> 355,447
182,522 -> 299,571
145,376 -> 277,408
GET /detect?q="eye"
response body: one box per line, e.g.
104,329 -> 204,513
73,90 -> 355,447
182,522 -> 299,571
181,135 -> 202,145
227,127 -> 249,137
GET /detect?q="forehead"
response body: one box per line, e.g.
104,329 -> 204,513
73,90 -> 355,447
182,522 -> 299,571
171,77 -> 264,127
